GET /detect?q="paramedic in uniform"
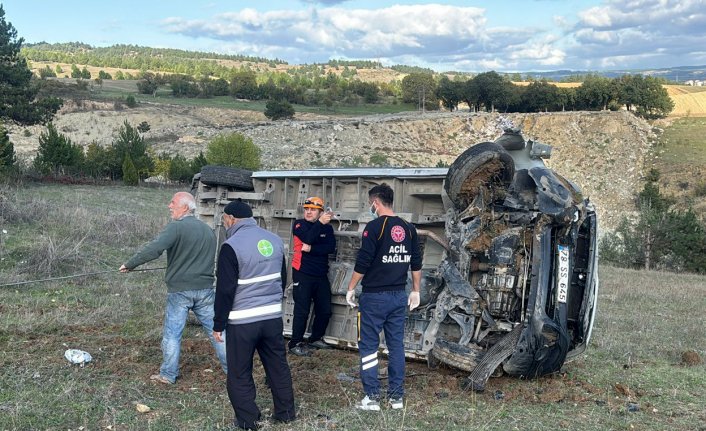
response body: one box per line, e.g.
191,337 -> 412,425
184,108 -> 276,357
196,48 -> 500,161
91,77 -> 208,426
288,196 -> 337,356
345,183 -> 422,411
212,200 -> 295,430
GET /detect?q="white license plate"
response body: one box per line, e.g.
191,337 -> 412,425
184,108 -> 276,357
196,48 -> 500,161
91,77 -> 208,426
557,245 -> 569,304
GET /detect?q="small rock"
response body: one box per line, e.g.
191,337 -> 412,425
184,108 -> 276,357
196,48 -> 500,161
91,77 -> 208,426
135,403 -> 151,413
335,372 -> 357,383
627,402 -> 640,413
493,390 -> 505,400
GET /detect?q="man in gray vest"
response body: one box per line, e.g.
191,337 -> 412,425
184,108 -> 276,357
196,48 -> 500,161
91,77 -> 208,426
213,200 -> 296,430
120,191 -> 227,385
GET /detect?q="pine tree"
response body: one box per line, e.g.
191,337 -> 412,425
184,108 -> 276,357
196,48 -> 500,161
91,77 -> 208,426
0,125 -> 16,170
33,123 -> 84,175
0,6 -> 62,124
122,154 -> 138,186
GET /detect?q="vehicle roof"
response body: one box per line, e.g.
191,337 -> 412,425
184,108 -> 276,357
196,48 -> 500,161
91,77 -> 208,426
252,167 -> 449,179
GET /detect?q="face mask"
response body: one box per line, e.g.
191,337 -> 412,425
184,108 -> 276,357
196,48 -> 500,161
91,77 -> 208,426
369,203 -> 378,219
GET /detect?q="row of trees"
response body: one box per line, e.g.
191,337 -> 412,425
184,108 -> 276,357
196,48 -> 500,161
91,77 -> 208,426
23,42 -> 285,79
4,120 -> 262,185
425,72 -> 673,118
125,68 -> 673,118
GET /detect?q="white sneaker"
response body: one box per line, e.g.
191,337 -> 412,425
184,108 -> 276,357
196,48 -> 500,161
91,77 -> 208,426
389,397 -> 403,410
356,395 -> 381,411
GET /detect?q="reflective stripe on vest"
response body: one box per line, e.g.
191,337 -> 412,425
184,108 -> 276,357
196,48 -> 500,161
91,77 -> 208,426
238,272 -> 280,285
228,303 -> 282,321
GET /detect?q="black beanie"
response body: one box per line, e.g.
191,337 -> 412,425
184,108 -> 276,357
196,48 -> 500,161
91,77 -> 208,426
223,199 -> 253,218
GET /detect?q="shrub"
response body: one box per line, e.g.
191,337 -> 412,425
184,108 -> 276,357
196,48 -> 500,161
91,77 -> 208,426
600,178 -> 706,273
189,151 -> 208,174
137,121 -> 150,133
206,133 -> 261,170
0,127 -> 17,172
33,123 -> 85,175
264,99 -> 295,120
369,152 -> 389,167
111,121 -> 153,179
38,65 -> 56,79
125,95 -> 137,108
168,154 -> 193,183
122,154 -> 138,186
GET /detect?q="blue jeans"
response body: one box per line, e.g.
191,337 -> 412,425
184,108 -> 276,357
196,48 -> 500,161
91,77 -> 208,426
358,290 -> 407,399
161,288 -> 228,383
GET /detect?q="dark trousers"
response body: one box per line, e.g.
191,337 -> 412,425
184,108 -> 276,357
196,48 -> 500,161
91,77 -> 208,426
358,290 -> 407,399
226,318 -> 295,430
289,269 -> 332,349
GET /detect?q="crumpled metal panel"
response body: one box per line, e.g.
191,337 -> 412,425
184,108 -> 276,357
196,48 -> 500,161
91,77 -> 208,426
528,167 -> 573,216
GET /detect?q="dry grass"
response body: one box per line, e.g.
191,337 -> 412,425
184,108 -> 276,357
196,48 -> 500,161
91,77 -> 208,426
1,183 -> 705,430
665,85 -> 706,117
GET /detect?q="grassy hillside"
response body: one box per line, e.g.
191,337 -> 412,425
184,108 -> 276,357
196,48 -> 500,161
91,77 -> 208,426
0,183 -> 704,430
652,116 -> 706,215
33,60 -> 706,118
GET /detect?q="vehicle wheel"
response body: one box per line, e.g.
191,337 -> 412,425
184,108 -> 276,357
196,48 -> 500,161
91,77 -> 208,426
445,142 -> 515,211
198,165 -> 254,190
430,338 -> 483,373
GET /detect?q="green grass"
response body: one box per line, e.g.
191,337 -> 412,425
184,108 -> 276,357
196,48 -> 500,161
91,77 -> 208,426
657,117 -> 706,166
1,184 -> 705,430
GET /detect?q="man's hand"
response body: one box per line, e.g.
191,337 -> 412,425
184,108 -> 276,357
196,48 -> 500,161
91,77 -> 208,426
408,291 -> 420,311
119,264 -> 130,273
213,331 -> 224,343
319,212 -> 333,225
345,289 -> 357,308
302,243 -> 311,252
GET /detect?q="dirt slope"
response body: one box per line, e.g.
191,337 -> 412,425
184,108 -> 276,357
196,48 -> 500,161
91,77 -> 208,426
8,104 -> 656,231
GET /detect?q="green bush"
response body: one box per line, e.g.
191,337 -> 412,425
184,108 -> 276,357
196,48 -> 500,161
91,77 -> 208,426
32,123 -> 85,175
0,126 -> 17,171
264,99 -> 295,120
111,121 -> 153,179
206,133 -> 261,170
168,154 -> 193,182
122,155 -> 138,186
600,175 -> 706,273
368,152 -> 389,167
125,95 -> 137,108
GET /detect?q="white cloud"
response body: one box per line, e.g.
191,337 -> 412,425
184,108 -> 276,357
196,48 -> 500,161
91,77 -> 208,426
566,0 -> 706,70
162,4 -> 494,65
160,1 -> 706,72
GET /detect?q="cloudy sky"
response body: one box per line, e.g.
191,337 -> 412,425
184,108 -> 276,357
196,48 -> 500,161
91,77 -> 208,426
4,0 -> 705,73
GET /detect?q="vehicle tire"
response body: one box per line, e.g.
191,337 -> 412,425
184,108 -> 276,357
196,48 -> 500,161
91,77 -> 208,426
198,165 -> 254,190
430,338 -> 483,373
445,142 -> 515,211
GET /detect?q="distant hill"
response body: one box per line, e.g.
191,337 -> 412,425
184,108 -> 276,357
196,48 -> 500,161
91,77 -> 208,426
22,42 -> 706,85
521,65 -> 706,84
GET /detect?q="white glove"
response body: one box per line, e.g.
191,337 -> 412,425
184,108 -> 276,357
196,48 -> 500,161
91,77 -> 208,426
408,291 -> 420,311
346,289 -> 357,308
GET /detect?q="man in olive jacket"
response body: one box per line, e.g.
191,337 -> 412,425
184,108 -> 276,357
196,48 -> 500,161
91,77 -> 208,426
120,191 -> 227,384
